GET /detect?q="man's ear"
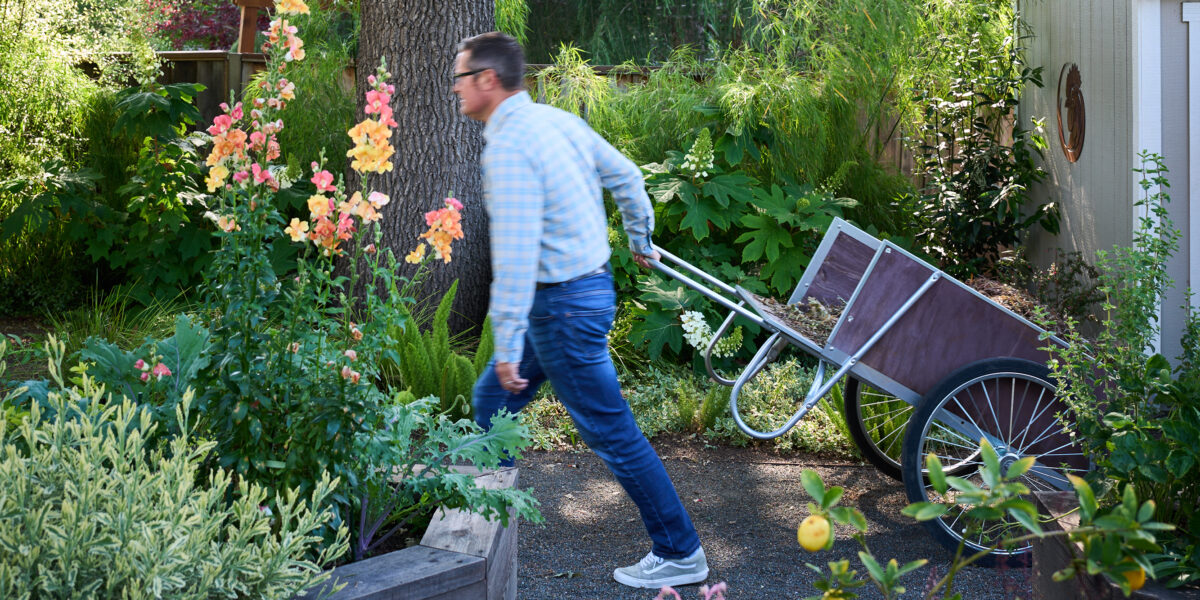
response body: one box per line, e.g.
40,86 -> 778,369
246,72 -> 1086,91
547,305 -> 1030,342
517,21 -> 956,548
479,69 -> 503,91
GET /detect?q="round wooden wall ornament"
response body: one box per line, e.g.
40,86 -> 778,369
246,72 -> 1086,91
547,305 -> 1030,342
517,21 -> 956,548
1056,63 -> 1085,163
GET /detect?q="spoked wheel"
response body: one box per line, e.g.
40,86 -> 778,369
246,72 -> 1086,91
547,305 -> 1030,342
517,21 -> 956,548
901,358 -> 1089,568
844,376 -> 912,480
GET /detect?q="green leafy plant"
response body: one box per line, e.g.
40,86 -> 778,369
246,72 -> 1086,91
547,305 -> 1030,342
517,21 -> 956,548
1045,152 -> 1200,586
352,394 -> 542,561
0,358 -> 348,599
621,130 -> 854,361
381,280 -> 493,418
909,27 -> 1058,276
0,81 -> 217,306
792,442 -> 1170,600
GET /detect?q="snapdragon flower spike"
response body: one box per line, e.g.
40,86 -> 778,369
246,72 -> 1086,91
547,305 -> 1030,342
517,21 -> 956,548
347,63 -> 397,174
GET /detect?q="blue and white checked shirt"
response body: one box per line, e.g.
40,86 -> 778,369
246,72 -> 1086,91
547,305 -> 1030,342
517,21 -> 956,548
482,91 -> 655,363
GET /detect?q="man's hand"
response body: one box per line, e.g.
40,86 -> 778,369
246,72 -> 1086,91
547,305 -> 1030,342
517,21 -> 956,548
495,361 -> 528,393
632,249 -> 661,270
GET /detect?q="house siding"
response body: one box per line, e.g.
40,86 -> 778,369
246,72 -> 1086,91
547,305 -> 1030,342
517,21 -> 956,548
1163,1 -> 1191,363
1022,0 -> 1193,361
1022,0 -> 1135,267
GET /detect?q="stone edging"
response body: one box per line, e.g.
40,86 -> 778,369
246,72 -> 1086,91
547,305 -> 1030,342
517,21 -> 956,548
310,467 -> 519,600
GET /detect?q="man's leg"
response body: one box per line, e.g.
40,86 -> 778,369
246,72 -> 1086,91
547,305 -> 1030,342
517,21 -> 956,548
527,273 -> 702,564
473,331 -> 547,466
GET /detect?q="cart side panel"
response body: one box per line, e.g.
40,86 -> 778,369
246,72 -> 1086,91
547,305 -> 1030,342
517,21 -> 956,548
830,250 -> 1050,397
797,232 -> 876,305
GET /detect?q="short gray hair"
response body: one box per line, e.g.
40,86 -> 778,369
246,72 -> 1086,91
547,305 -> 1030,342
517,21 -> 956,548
457,32 -> 525,91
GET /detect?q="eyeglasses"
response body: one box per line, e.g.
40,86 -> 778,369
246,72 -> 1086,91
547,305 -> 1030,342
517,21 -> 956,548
453,68 -> 490,80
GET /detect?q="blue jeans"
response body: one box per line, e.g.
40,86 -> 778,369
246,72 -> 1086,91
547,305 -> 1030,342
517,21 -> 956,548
473,270 -> 701,560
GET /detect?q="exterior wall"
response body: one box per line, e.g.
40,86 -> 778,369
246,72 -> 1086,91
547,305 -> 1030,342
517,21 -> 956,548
1162,1 -> 1191,363
1021,0 -> 1135,269
1023,0 -> 1195,361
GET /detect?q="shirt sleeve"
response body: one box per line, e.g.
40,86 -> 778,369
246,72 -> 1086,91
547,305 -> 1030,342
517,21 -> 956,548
590,129 -> 655,255
483,141 -> 544,363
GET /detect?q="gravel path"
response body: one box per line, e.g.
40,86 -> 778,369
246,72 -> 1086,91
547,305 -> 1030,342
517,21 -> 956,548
516,436 -> 1033,599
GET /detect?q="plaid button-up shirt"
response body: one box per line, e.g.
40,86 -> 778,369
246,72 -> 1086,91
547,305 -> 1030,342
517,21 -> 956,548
482,91 -> 654,363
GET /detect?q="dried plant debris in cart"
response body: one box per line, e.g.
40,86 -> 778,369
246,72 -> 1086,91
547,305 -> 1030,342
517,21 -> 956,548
750,294 -> 845,345
965,276 -> 1071,335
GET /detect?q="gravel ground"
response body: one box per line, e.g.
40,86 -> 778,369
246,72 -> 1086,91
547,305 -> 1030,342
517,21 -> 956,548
516,436 -> 1033,600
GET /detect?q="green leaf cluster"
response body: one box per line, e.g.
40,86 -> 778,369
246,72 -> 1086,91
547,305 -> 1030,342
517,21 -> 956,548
380,280 -> 493,419
909,27 -> 1058,277
0,376 -> 348,599
625,139 -> 855,361
797,443 -> 1173,600
353,397 -> 542,561
1045,152 -> 1200,586
799,470 -> 923,600
1,82 -> 218,308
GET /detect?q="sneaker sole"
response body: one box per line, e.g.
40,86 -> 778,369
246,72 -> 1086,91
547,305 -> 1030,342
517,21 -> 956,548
612,567 -> 710,589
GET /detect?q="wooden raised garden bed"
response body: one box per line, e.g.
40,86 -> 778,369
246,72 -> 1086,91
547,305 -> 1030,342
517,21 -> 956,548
307,467 -> 519,600
1032,492 -> 1200,600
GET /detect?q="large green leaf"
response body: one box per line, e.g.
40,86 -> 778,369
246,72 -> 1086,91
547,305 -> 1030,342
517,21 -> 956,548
677,193 -> 730,240
629,308 -> 682,360
156,314 -> 211,383
736,214 -> 793,263
702,172 -> 757,208
648,177 -> 697,206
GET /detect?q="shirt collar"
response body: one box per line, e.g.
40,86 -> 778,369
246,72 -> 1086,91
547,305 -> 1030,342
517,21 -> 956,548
484,91 -> 532,142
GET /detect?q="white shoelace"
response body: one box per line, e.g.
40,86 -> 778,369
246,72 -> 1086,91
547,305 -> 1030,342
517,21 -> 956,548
637,552 -> 663,570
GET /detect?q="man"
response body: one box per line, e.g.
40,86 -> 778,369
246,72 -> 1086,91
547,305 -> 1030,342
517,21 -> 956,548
455,32 -> 708,590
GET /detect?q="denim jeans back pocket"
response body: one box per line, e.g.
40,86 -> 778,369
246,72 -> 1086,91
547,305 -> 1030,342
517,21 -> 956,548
564,306 -> 615,361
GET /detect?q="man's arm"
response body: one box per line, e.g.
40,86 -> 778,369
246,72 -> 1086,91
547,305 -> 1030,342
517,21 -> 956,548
483,142 -> 544,374
590,128 -> 656,261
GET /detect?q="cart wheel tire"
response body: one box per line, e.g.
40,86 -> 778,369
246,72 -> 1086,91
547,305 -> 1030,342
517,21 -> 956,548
901,358 -> 1086,568
844,377 -> 911,481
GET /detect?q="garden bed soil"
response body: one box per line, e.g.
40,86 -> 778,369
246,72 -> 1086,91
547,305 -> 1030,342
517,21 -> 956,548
0,316 -> 49,384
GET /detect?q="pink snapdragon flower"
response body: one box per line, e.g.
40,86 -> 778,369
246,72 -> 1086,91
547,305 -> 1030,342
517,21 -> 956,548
311,170 -> 336,192
152,363 -> 172,380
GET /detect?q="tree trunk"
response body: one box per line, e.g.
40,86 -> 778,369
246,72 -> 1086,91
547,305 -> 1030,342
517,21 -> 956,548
355,0 -> 493,335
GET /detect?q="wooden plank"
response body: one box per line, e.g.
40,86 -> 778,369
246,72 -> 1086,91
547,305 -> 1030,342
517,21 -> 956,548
237,6 -> 262,54
421,468 -> 518,558
315,545 -> 485,600
830,249 -> 1049,396
801,232 -> 875,305
486,514 -> 517,600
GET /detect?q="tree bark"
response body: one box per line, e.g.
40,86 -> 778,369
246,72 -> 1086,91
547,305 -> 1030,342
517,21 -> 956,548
355,0 -> 493,335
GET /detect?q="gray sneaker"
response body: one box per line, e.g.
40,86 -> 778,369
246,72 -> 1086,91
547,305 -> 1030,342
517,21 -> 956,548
613,547 -> 709,589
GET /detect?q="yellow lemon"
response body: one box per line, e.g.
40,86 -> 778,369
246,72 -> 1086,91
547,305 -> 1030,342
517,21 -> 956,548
797,514 -> 832,552
1121,561 -> 1146,591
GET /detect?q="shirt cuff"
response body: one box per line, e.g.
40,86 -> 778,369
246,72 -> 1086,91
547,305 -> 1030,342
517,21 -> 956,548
629,234 -> 654,256
494,347 -> 521,364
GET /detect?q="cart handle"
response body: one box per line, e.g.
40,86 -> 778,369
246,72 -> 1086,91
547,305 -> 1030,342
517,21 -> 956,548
648,245 -> 765,327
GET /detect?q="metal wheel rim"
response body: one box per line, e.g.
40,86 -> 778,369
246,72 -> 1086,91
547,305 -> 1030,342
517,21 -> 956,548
854,385 -> 912,470
915,370 -> 1087,557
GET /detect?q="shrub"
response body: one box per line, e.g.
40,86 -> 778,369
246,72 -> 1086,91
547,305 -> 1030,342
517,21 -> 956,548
0,359 -> 348,599
909,23 -> 1058,276
1046,152 -> 1200,586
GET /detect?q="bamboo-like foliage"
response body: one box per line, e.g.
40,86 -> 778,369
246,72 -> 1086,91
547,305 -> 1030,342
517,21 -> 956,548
0,347 -> 348,598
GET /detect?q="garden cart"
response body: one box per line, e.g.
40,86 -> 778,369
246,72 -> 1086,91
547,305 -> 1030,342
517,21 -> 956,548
649,217 -> 1089,565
